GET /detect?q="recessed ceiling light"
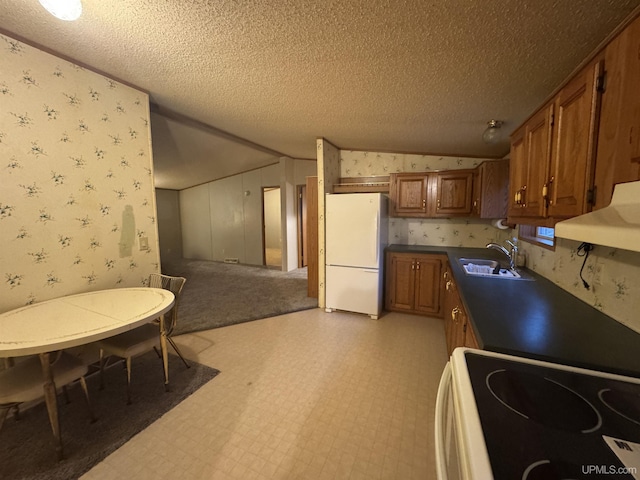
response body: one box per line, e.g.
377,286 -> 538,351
38,0 -> 82,21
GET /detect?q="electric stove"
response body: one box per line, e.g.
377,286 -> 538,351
444,348 -> 640,479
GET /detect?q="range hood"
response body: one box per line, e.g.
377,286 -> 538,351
555,181 -> 640,252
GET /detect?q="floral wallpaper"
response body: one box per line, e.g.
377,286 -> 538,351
390,218 -> 511,247
340,150 -> 484,176
0,33 -> 159,313
340,150 -> 511,247
518,236 -> 640,334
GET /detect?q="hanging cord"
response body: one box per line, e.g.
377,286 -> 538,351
576,242 -> 594,290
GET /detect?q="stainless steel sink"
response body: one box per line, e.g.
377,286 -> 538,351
458,258 -> 527,280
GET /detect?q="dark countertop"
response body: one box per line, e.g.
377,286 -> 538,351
386,244 -> 640,378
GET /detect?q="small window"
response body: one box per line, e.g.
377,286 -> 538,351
519,225 -> 555,249
537,227 -> 555,241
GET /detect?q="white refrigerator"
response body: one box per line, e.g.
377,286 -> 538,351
325,193 -> 388,319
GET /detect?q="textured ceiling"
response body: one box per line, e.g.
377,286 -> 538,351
1,0 -> 639,189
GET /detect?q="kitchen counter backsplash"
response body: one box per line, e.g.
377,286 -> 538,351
389,217 -> 512,248
518,236 -> 640,335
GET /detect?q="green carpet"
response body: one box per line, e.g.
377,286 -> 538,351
0,352 -> 219,480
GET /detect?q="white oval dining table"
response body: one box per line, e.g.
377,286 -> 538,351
0,287 -> 175,460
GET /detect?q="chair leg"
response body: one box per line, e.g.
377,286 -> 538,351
125,356 -> 132,405
0,407 -> 10,432
79,377 -> 97,423
62,385 -> 71,404
99,349 -> 106,390
168,337 -> 190,369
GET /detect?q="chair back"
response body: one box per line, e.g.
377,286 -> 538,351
149,273 -> 186,336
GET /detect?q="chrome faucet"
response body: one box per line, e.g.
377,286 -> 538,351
486,240 -> 517,270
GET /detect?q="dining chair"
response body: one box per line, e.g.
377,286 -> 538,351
97,273 -> 188,404
0,351 -> 95,433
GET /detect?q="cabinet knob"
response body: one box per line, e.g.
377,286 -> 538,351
416,262 -> 420,270
437,199 -> 441,209
446,280 -> 452,291
422,199 -> 426,208
452,307 -> 460,322
443,271 -> 449,281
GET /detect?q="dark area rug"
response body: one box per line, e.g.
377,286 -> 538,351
163,259 -> 318,335
0,352 -> 220,480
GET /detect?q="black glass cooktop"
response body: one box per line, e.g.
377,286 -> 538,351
465,352 -> 640,480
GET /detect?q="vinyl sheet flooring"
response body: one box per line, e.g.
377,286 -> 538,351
82,309 -> 448,480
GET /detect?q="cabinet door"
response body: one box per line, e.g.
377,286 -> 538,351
453,305 -> 468,350
385,253 -> 415,311
464,318 -> 479,349
476,160 -> 509,218
548,60 -> 603,218
445,281 -> 465,356
435,171 -> 474,216
443,266 -> 456,355
508,128 -> 527,217
521,104 -> 554,217
390,173 -> 430,216
593,15 -> 640,211
414,255 -> 443,316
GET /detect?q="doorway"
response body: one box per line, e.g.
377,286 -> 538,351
262,186 -> 282,269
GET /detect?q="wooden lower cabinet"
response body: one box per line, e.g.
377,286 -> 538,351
385,252 -> 446,317
443,262 -> 479,355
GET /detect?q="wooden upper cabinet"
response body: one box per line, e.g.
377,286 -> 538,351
435,170 -> 474,216
508,59 -> 604,222
389,173 -> 432,216
593,15 -> 640,211
548,59 -> 603,218
521,103 -> 554,217
474,160 -> 509,218
390,163 -> 507,219
508,128 -> 527,217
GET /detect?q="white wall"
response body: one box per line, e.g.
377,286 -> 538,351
179,159 -> 316,267
180,183 -> 212,260
209,175 -> 245,261
156,189 -> 183,261
242,169 -> 264,265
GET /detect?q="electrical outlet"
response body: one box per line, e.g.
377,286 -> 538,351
593,262 -> 604,286
139,236 -> 149,251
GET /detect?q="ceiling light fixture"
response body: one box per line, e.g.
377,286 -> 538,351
482,120 -> 503,144
38,0 -> 82,21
